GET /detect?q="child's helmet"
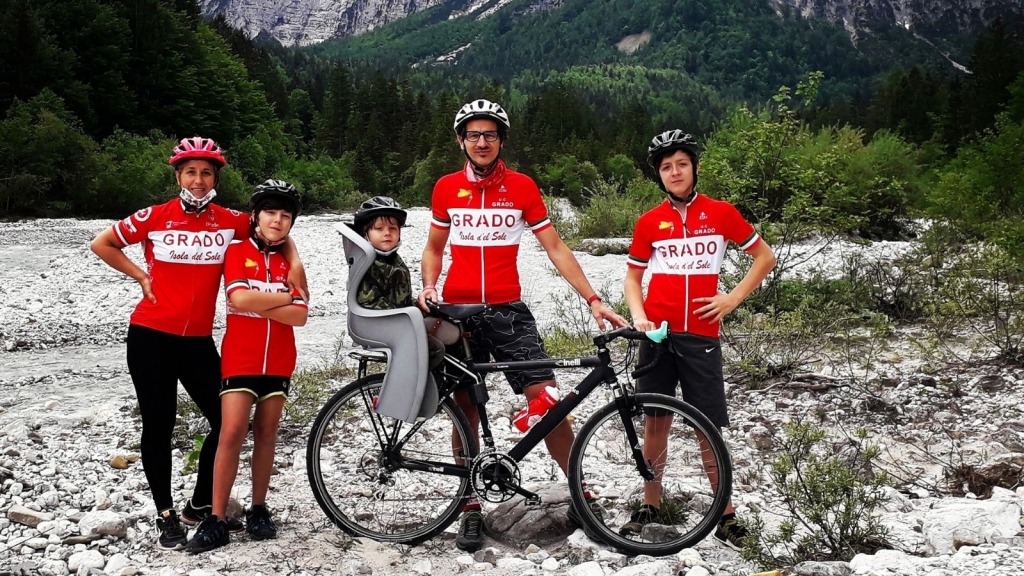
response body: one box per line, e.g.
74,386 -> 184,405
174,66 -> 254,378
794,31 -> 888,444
354,196 -> 407,231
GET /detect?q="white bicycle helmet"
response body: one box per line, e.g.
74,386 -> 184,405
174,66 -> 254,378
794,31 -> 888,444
453,99 -> 511,135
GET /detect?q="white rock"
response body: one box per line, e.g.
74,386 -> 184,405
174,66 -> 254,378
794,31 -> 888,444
25,536 -> 48,549
472,562 -> 493,570
675,548 -> 703,567
104,553 -> 131,575
541,558 -> 560,571
79,510 -> 128,537
613,561 -> 675,576
497,558 -> 535,570
412,560 -> 432,574
597,549 -> 627,568
456,555 -> 475,565
566,561 -> 604,576
684,567 -> 711,576
68,549 -> 105,572
851,549 -> 922,572
922,497 -> 1022,555
44,400 -> 59,410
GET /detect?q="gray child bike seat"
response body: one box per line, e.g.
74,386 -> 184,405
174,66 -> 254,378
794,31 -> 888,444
337,222 -> 438,423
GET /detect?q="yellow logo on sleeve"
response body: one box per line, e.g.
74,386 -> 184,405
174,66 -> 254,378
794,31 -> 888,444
458,189 -> 472,198
659,221 -> 673,230
244,258 -> 258,268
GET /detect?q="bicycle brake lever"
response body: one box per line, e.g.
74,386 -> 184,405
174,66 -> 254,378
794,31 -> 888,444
645,321 -> 668,343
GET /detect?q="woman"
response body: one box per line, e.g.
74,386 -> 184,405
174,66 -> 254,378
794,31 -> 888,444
90,137 -> 306,550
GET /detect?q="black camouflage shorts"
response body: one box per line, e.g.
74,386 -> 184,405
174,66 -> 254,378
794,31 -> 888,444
456,300 -> 555,394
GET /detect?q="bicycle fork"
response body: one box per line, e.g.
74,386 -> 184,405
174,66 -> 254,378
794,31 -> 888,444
613,387 -> 656,482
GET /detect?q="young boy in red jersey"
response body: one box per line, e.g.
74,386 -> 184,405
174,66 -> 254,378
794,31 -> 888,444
623,130 -> 776,549
185,180 -> 308,553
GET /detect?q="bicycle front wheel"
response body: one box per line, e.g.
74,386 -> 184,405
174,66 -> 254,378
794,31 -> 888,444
568,393 -> 733,556
306,374 -> 477,544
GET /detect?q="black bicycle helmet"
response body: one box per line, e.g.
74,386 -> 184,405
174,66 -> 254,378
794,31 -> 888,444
647,130 -> 700,169
251,179 -> 302,217
353,196 -> 407,232
647,130 -> 701,200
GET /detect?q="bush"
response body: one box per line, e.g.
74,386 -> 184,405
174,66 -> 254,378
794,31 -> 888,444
576,176 -> 660,239
93,130 -> 176,216
742,422 -> 891,568
277,154 -> 361,211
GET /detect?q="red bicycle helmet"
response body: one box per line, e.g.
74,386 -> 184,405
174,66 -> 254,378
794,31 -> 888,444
169,137 -> 227,168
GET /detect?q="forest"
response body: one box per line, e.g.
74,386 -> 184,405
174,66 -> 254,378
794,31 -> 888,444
1,0 -> 1023,260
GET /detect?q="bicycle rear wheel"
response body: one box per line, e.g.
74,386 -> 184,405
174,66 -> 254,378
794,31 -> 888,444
568,393 -> 732,556
306,374 -> 477,544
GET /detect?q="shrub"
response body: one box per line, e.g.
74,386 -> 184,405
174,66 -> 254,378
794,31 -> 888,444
742,422 -> 891,568
576,176 -> 660,239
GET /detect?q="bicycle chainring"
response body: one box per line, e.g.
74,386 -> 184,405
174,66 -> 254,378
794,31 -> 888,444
470,453 -> 521,503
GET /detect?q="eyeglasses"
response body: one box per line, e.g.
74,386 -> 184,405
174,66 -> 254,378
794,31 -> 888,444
464,130 -> 499,143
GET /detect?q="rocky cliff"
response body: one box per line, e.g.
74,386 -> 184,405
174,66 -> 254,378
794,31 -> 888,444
202,0 -> 1021,48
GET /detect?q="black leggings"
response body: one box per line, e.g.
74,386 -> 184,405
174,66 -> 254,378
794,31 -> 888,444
127,325 -> 222,512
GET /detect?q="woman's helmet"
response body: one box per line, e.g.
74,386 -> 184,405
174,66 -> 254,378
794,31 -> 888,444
647,130 -> 701,200
251,179 -> 302,217
453,99 -> 511,136
353,196 -> 407,232
169,137 -> 227,169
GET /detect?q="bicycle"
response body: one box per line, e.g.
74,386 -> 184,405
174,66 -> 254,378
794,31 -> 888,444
306,303 -> 733,556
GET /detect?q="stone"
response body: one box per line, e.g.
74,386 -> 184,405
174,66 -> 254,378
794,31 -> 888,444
566,561 -> 604,576
541,558 -> 560,571
25,537 -> 49,549
104,554 -> 131,576
850,550 -> 922,573
78,510 -> 128,537
62,534 -> 103,545
684,568 -> 711,576
109,456 -> 130,470
496,558 -> 536,570
484,486 -> 576,547
675,548 -> 702,567
473,547 -> 499,564
8,505 -> 54,527
597,549 -> 627,568
68,550 -> 105,572
793,561 -> 854,575
612,561 -> 675,576
922,496 -> 1022,554
412,560 -> 431,574
44,400 -> 59,410
94,490 -> 112,511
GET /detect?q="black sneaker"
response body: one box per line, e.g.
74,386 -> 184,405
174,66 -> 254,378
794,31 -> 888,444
455,510 -> 484,552
155,509 -> 187,551
183,515 -> 229,554
181,499 -> 244,533
245,504 -> 278,540
566,498 -> 605,543
619,504 -> 661,537
714,514 -> 749,550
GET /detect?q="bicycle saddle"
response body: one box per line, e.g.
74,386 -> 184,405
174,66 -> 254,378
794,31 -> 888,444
436,303 -> 486,320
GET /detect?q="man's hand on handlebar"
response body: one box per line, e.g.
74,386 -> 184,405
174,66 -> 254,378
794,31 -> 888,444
417,288 -> 439,313
632,319 -> 657,332
590,300 -> 629,331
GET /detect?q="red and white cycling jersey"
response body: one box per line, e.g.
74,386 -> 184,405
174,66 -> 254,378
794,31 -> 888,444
221,239 -> 306,379
627,196 -> 761,338
112,199 -> 250,336
431,161 -> 552,304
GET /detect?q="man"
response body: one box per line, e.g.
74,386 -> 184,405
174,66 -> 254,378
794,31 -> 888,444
417,99 -> 627,551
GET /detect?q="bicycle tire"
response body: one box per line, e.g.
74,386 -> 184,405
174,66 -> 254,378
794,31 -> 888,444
306,374 -> 477,544
567,393 -> 733,556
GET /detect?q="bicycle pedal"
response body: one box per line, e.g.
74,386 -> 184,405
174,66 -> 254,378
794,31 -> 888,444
524,496 -> 542,506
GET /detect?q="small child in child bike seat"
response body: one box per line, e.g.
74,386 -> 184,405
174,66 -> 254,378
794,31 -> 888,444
353,196 -> 449,368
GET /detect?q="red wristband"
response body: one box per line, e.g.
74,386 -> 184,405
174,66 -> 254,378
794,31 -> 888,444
586,294 -> 602,306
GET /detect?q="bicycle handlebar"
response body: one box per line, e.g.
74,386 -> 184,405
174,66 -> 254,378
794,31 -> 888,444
597,321 -> 668,380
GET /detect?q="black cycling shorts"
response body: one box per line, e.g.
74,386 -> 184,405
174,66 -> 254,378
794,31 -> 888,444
220,375 -> 291,402
636,333 -> 729,428
452,300 -> 555,394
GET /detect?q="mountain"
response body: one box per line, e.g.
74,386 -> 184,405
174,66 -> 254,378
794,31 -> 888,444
203,0 -> 1021,48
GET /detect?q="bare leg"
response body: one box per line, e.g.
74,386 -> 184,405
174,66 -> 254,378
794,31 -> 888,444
641,413 -> 671,507
212,393 -> 254,518
452,389 -> 480,466
250,395 -> 286,506
697,430 -> 734,515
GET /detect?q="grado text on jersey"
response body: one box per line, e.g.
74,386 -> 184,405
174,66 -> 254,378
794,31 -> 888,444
448,208 -> 524,247
649,236 -> 726,275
